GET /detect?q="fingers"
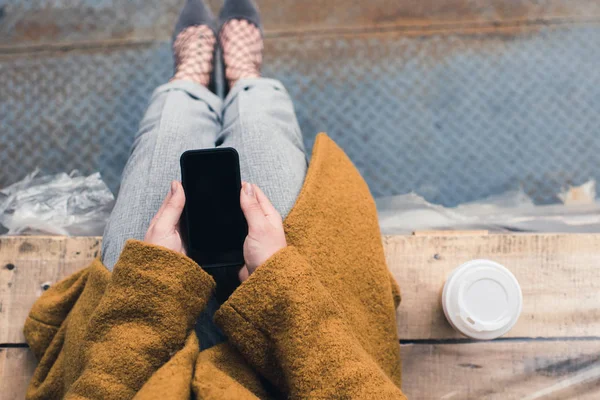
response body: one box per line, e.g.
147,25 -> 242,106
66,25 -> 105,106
253,184 -> 280,221
148,184 -> 173,228
240,182 -> 267,228
238,265 -> 249,282
154,181 -> 186,231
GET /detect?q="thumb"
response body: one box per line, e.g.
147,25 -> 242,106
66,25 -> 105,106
240,182 -> 266,231
155,181 -> 185,230
238,265 -> 250,282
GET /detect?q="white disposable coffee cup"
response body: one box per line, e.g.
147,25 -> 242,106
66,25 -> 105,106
442,259 -> 522,340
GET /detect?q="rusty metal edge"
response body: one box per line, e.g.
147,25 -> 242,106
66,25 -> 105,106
1,15 -> 599,55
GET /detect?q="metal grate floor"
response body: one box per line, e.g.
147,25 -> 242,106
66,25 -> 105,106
1,21 -> 600,205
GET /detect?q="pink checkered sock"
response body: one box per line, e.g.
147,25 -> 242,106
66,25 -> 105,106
220,19 -> 263,88
171,25 -> 216,87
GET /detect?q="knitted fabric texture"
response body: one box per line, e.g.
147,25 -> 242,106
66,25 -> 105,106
23,134 -> 406,400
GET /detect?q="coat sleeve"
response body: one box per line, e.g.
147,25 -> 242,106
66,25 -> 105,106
214,246 -> 407,399
65,240 -> 216,399
24,267 -> 91,362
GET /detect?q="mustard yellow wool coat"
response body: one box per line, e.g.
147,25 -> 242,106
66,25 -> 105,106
24,134 -> 407,399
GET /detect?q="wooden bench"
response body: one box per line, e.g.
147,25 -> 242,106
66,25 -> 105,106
2,234 -> 600,399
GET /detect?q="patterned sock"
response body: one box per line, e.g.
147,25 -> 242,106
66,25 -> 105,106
219,19 -> 263,88
171,25 -> 216,87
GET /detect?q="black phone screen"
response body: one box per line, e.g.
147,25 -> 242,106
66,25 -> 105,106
180,148 -> 247,268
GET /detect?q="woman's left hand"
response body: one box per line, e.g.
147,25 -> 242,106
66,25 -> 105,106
144,181 -> 187,254
238,182 -> 287,281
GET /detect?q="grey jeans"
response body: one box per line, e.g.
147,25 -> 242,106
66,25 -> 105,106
101,78 -> 307,348
102,78 -> 307,270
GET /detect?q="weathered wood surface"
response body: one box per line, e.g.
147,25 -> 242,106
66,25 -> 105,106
2,0 -> 599,48
386,234 -> 600,340
401,340 -> 600,399
0,236 -> 101,343
2,235 -> 600,399
3,235 -> 600,343
0,348 -> 37,400
4,341 -> 600,399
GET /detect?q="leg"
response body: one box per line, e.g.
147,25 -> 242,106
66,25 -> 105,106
218,78 -> 308,218
103,0 -> 219,270
217,4 -> 307,214
101,81 -> 222,270
202,29 -> 307,349
196,79 -> 306,351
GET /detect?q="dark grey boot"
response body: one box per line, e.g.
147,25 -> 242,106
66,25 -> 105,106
218,0 -> 262,32
173,0 -> 218,41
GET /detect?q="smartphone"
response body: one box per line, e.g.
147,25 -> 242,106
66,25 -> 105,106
180,148 -> 248,269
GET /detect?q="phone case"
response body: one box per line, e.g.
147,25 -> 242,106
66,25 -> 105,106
180,147 -> 245,269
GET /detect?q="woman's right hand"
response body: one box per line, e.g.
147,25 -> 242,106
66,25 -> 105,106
238,182 -> 287,282
144,181 -> 187,255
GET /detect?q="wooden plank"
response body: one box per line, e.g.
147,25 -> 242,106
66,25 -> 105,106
0,348 -> 37,400
4,341 -> 600,399
2,0 -> 599,48
401,340 -> 600,399
385,234 -> 600,340
0,236 -> 101,343
3,235 -> 600,343
3,235 -> 600,397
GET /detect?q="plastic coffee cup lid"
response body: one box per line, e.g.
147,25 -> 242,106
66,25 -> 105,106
442,259 -> 522,340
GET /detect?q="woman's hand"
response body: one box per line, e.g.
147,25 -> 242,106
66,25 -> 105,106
144,181 -> 187,254
239,182 -> 287,282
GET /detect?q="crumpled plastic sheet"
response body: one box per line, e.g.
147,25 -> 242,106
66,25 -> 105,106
377,180 -> 600,234
0,169 -> 114,236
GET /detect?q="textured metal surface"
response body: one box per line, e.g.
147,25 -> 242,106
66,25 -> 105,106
267,26 -> 600,204
0,44 -> 173,194
1,26 -> 600,205
0,0 -> 180,44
